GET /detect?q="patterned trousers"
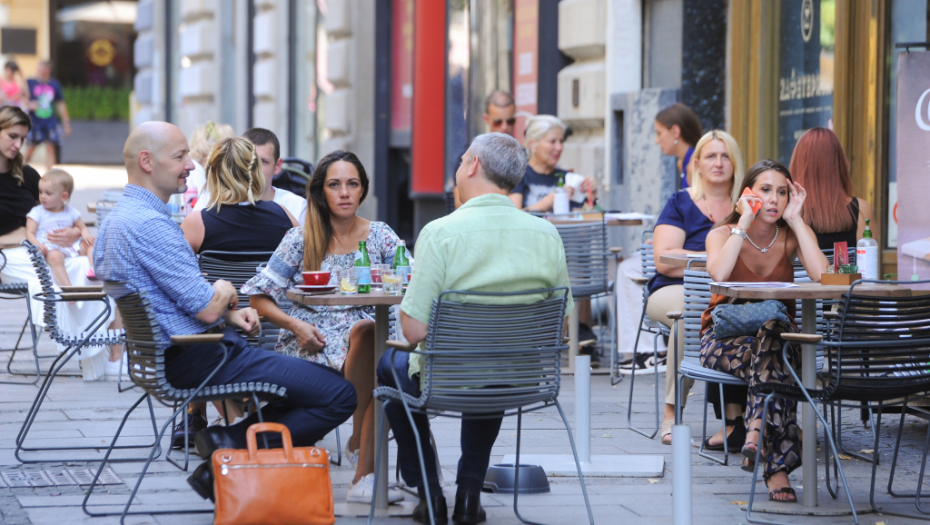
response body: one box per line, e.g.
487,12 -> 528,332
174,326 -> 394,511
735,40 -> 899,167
699,319 -> 801,480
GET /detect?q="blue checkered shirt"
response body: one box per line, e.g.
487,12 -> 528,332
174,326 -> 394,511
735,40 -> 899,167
94,184 -> 219,346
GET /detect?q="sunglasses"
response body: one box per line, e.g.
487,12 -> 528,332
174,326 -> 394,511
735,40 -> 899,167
492,117 -> 517,126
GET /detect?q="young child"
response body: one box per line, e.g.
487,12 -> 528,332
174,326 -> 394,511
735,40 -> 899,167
25,169 -> 94,288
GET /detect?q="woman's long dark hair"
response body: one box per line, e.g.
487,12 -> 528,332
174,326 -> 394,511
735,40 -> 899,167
0,106 -> 32,186
302,150 -> 370,271
718,159 -> 793,228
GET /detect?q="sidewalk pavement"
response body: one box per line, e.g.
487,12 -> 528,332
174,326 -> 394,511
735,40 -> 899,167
3,291 -> 930,524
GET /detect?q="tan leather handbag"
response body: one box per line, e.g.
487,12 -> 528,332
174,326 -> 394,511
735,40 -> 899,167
212,422 -> 334,525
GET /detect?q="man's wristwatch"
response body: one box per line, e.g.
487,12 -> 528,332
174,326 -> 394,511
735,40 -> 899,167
731,227 -> 748,240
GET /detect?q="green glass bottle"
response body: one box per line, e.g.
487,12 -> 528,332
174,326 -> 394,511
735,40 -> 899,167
392,240 -> 411,285
355,241 -> 371,293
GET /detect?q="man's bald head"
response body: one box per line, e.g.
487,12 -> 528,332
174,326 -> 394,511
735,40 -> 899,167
123,121 -> 195,202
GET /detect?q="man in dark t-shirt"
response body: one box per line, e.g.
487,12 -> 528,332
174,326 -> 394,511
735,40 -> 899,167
25,61 -> 71,171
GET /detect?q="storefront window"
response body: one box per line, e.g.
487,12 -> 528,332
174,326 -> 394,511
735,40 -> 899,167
467,0 -> 513,140
776,0 -> 835,165
885,0 -> 929,250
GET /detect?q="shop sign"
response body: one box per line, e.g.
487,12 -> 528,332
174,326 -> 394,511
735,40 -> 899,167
512,0 -> 538,142
895,50 -> 930,287
88,38 -> 115,67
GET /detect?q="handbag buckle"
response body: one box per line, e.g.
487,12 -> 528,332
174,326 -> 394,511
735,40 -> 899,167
220,464 -> 228,476
221,454 -> 232,463
310,448 -> 321,457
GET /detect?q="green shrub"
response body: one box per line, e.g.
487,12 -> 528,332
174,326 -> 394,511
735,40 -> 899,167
62,85 -> 131,121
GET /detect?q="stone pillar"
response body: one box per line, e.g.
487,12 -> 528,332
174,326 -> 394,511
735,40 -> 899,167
177,0 -> 220,135
253,0 -> 290,144
133,0 -> 160,125
681,0 -> 726,131
557,0 -> 606,196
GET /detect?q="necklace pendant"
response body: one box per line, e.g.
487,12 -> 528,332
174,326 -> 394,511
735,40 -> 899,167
761,248 -> 768,253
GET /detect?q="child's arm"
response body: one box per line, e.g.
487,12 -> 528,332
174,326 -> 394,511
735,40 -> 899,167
25,218 -> 48,256
74,218 -> 94,246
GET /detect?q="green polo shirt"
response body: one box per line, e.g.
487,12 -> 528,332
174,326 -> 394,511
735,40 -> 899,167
401,192 -> 574,379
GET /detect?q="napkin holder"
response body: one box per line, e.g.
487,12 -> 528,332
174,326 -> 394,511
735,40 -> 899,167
821,273 -> 861,285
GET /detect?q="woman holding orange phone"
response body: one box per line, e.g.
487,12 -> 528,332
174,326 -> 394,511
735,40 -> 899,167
701,160 -> 827,502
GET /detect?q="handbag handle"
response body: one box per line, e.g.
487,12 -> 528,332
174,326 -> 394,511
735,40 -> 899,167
246,422 -> 293,460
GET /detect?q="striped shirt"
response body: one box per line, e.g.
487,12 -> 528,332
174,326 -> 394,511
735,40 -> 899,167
94,184 -> 219,346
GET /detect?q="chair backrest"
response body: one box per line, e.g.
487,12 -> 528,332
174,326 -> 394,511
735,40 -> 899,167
639,229 -> 656,281
555,221 -> 610,298
682,263 -> 712,360
95,189 -> 124,227
24,241 -> 66,344
104,282 -> 170,397
198,251 -> 275,309
418,288 -> 569,416
826,280 -> 930,400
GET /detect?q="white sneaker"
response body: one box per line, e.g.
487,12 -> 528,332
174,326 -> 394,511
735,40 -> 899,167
344,442 -> 359,470
103,358 -> 122,381
346,473 -> 405,504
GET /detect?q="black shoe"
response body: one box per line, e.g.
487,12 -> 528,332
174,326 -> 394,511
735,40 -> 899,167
578,323 -> 598,345
171,408 -> 208,449
452,491 -> 486,524
194,426 -> 238,461
187,461 -> 214,502
702,416 -> 747,452
577,346 -> 602,369
413,493 -> 448,525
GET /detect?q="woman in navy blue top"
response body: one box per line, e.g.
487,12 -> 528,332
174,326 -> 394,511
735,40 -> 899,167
654,103 -> 703,190
648,130 -> 745,446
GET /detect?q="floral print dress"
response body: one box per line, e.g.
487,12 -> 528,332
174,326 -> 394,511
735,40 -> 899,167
241,222 -> 404,371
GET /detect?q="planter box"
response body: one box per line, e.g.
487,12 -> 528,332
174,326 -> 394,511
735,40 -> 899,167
60,120 -> 130,165
821,273 -> 862,285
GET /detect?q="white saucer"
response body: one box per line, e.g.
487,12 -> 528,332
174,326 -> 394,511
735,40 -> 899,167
296,285 -> 336,292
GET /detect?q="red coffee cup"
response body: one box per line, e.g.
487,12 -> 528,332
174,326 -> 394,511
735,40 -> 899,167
302,271 -> 331,286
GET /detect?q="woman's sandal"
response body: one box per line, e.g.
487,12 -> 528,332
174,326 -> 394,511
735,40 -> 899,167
660,419 -> 674,445
702,416 -> 746,451
740,439 -> 758,472
768,486 -> 797,503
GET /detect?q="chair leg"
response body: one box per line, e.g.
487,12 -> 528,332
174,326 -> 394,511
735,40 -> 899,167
384,396 -> 436,525
553,400 -> 595,525
836,400 -> 878,464
332,426 -> 343,466
696,382 -> 729,466
512,407 -> 544,525
82,395 -> 212,522
823,401 -> 838,499
615,304 -> 648,386
0,301 -> 41,384
627,330 -> 661,439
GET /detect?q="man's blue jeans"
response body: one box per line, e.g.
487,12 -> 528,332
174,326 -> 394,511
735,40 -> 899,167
377,350 -> 503,495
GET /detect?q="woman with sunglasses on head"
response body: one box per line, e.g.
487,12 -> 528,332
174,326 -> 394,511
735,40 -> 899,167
508,115 -> 596,212
700,160 -> 827,503
654,103 -> 704,190
243,150 -> 407,505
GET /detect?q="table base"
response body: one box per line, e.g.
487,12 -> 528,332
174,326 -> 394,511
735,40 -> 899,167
739,487 -> 872,516
501,453 -> 665,477
334,500 -> 417,518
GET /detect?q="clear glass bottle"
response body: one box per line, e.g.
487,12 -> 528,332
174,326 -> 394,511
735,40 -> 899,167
552,176 -> 570,215
856,219 -> 879,280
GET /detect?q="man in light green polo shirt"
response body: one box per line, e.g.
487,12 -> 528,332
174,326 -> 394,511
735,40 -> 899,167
376,132 -> 573,525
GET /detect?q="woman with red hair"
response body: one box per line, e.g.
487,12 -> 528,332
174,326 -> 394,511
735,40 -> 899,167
788,128 -> 874,249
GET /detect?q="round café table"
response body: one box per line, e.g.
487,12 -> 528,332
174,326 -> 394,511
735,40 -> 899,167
285,289 -> 413,517
709,281 -> 912,515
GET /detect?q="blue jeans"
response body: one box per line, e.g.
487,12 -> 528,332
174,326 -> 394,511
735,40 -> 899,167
377,350 -> 503,494
167,329 -> 357,448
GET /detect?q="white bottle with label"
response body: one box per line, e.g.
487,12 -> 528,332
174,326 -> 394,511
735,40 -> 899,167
856,218 -> 879,280
552,177 -> 570,215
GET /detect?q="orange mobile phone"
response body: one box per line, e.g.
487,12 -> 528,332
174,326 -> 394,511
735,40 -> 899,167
742,187 -> 762,215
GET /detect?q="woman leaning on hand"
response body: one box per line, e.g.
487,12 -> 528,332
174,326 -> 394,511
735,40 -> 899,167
242,150 -> 407,504
647,130 -> 744,446
700,160 -> 827,503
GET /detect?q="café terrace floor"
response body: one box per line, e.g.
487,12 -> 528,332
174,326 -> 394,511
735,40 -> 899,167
3,295 -> 930,525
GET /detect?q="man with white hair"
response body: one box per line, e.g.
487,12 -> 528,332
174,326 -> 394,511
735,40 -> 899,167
94,121 -> 356,502
378,132 -> 573,524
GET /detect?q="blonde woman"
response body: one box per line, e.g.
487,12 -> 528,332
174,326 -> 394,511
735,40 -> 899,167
648,130 -> 745,446
243,150 -> 407,504
508,114 -> 596,211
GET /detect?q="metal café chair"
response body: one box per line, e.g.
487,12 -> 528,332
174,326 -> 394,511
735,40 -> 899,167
368,288 -> 593,525
0,245 -> 41,384
743,279 -> 930,525
16,242 -> 154,463
622,230 -> 669,438
554,217 -> 621,374
82,283 -> 287,524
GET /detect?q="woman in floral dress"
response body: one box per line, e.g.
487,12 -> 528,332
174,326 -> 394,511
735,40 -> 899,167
242,150 -> 406,504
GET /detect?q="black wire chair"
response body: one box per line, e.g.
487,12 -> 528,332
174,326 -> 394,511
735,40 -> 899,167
16,241 -> 152,464
744,279 -> 930,525
0,245 -> 41,384
367,288 -> 593,525
82,282 -> 286,524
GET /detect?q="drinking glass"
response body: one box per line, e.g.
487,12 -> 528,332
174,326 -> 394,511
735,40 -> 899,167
337,268 -> 359,295
381,269 -> 403,296
370,263 -> 387,289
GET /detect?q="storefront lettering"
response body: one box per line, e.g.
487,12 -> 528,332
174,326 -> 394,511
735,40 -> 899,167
915,87 -> 930,131
778,69 -> 832,102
